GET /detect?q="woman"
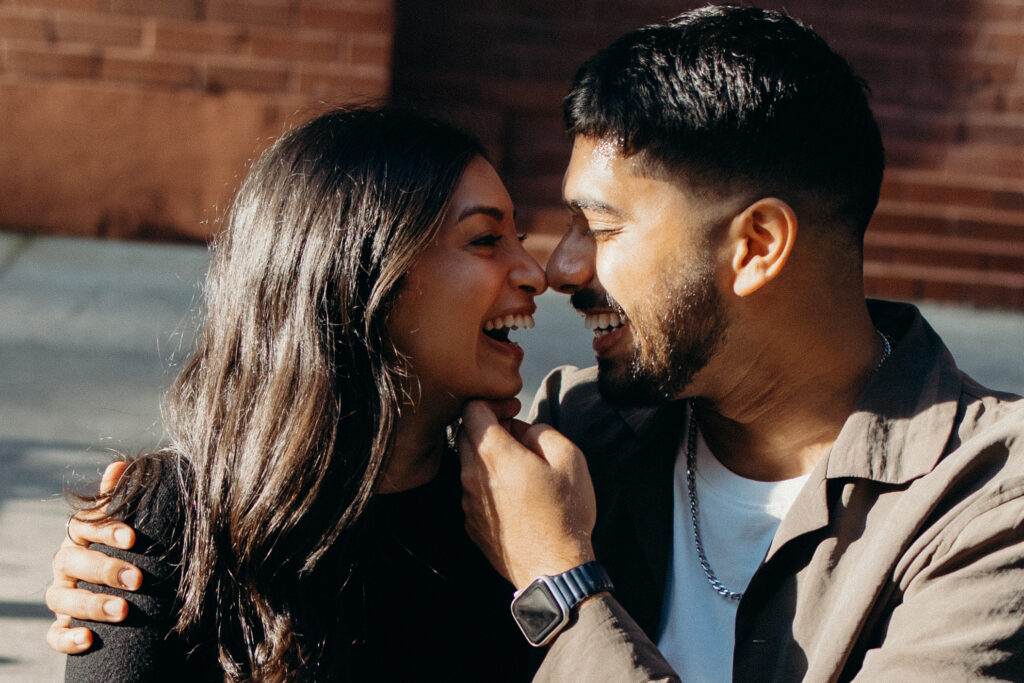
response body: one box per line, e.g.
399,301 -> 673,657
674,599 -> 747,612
53,106 -> 545,681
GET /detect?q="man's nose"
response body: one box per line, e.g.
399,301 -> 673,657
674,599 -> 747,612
545,230 -> 596,295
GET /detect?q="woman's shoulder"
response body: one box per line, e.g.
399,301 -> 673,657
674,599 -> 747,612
106,452 -> 190,548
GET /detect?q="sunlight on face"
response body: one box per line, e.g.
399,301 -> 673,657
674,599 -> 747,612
556,137 -> 729,405
389,157 -> 546,410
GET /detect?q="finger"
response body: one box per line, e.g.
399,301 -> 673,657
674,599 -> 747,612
508,418 -> 532,441
67,515 -> 135,550
460,400 -> 506,445
100,460 -> 129,496
479,397 -> 521,422
460,402 -> 524,465
52,545 -> 142,591
44,584 -> 129,622
46,615 -> 93,654
518,421 -> 576,459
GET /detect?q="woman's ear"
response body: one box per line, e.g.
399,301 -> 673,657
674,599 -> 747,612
726,198 -> 797,297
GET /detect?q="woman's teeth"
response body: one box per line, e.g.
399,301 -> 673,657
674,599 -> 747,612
584,311 -> 627,337
483,313 -> 535,332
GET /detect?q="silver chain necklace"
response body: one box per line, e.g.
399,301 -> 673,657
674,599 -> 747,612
684,329 -> 893,602
684,401 -> 744,601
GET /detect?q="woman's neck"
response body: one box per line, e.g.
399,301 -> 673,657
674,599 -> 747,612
376,402 -> 455,494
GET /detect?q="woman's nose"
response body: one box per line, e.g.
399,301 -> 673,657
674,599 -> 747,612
545,230 -> 595,295
510,243 -> 548,295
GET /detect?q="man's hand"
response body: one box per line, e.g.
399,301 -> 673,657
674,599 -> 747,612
459,400 -> 597,590
45,460 -> 142,654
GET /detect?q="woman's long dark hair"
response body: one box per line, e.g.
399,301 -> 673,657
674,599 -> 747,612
81,106 -> 486,679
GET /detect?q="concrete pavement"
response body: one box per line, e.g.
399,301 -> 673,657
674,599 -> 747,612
1,232 -> 1021,680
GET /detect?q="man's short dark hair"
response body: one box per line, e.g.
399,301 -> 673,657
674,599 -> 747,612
564,5 -> 885,240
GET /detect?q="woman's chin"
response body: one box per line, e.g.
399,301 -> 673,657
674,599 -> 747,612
472,376 -> 524,402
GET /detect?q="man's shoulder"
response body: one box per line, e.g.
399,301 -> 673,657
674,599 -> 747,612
954,382 -> 1024,460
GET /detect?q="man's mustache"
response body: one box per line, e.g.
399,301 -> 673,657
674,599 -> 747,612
570,288 -> 623,313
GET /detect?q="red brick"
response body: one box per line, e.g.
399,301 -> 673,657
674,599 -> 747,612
349,34 -> 390,67
204,59 -> 290,93
6,45 -> 100,78
108,0 -> 201,20
54,14 -> 143,48
871,202 -> 1024,242
250,27 -> 341,63
881,178 -> 994,209
153,19 -> 249,55
969,0 -> 1024,23
864,261 -> 1024,309
864,233 -> 1024,272
8,0 -> 104,11
103,51 -> 196,87
207,0 -> 296,27
984,27 -> 1024,54
300,3 -> 392,34
296,64 -> 388,98
0,8 -> 52,42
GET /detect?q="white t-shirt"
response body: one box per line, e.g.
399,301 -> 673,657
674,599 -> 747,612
655,421 -> 809,682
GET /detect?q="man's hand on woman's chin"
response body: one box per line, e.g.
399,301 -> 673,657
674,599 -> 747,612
45,460 -> 142,654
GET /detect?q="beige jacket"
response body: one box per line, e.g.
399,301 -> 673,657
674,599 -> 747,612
529,301 -> 1024,682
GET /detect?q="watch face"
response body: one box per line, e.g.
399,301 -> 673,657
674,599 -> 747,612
511,582 -> 567,646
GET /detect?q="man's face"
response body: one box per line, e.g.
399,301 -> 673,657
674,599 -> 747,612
551,136 -> 729,406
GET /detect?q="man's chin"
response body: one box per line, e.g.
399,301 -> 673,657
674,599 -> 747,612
595,358 -> 668,408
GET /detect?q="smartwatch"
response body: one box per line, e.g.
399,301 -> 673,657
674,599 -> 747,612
510,561 -> 614,647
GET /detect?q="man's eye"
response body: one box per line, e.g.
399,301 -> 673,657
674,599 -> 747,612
585,227 -> 620,242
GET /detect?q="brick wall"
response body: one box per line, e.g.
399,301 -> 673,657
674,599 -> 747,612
2,1 -> 1021,308
391,0 -> 1024,310
0,0 -> 393,240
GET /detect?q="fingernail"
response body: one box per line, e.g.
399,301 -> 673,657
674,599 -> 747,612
72,629 -> 89,645
119,568 -> 141,590
103,600 -> 123,618
113,528 -> 132,547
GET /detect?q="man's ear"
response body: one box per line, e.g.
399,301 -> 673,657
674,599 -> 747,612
726,198 -> 797,297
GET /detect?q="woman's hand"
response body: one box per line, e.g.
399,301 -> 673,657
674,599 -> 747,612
44,461 -> 142,654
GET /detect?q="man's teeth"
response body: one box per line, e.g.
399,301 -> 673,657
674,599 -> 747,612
483,313 -> 536,331
584,311 -> 627,336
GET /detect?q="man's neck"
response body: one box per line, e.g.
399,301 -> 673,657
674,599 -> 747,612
692,310 -> 884,482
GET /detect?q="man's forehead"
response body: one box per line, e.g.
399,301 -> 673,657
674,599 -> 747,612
563,136 -> 636,198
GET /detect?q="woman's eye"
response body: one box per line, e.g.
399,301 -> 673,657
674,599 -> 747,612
471,234 -> 502,247
517,233 -> 528,243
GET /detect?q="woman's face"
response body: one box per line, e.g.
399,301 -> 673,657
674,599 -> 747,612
390,156 -> 547,406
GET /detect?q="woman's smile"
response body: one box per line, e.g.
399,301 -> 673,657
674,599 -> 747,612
389,156 -> 546,404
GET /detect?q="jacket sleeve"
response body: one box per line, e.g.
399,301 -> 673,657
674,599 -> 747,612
533,595 -> 679,683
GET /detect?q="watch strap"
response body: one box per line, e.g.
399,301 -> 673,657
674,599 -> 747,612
548,561 -> 614,611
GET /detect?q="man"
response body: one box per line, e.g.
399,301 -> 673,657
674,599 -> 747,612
47,7 -> 1024,681
458,6 -> 1024,681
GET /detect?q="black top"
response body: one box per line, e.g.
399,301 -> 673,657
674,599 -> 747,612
66,452 -> 536,681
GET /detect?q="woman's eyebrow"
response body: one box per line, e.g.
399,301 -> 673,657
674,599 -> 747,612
458,205 -> 505,223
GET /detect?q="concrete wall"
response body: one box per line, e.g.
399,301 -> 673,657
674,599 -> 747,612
0,0 -> 393,241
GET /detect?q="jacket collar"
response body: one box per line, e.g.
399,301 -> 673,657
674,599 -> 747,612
767,301 -> 964,560
826,300 -> 962,485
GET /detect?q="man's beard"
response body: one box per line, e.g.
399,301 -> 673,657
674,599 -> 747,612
594,257 -> 727,408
